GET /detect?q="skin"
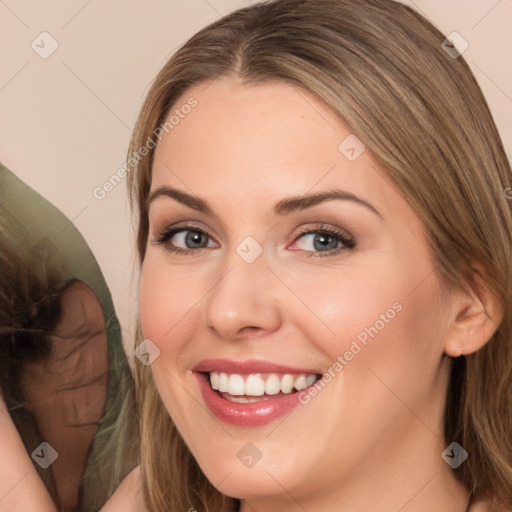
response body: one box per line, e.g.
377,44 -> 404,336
100,467 -> 144,511
134,77 -> 501,512
0,79 -> 500,512
0,394 -> 57,512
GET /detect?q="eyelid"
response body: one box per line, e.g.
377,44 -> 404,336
151,222 -> 218,250
152,220 -> 217,242
151,221 -> 355,256
288,223 -> 355,256
292,223 -> 353,243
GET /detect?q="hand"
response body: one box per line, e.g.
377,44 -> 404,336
0,394 -> 57,512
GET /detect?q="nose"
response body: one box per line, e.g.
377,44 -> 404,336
202,247 -> 282,340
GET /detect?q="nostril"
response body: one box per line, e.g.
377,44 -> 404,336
236,326 -> 262,337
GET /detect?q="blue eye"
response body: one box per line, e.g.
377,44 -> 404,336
154,227 -> 216,255
291,225 -> 355,257
297,232 -> 339,251
152,223 -> 355,257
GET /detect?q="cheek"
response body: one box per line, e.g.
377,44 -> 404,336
283,264 -> 409,361
288,254 -> 446,376
138,257 -> 202,427
139,255 -> 203,352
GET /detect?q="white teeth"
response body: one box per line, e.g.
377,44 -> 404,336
218,372 -> 229,392
281,374 -> 294,393
265,374 -> 281,395
210,372 -> 219,390
246,374 -> 266,396
228,374 -> 245,395
224,395 -> 274,403
208,371 -> 318,397
306,374 -> 317,386
294,375 -> 307,391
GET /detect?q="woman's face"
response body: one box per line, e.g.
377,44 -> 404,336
140,78 -> 458,507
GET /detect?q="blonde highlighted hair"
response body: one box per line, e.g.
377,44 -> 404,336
127,1 -> 512,510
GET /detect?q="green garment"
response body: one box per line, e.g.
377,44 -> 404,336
0,162 -> 138,511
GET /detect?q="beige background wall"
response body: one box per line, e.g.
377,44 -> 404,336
1,0 -> 511,354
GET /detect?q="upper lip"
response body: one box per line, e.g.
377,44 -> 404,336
193,358 -> 322,375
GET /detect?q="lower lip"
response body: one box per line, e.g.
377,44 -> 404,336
195,373 -> 303,427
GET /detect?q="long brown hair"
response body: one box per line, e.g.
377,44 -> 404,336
127,1 -> 512,510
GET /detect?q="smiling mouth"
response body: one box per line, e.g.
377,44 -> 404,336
202,371 -> 322,403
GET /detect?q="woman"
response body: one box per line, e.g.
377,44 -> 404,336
115,0 -> 512,510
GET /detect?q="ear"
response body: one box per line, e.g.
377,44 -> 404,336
444,269 -> 504,357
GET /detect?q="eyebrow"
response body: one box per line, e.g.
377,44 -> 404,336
146,185 -> 382,218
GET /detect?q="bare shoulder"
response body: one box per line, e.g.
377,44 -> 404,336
100,466 -> 147,512
469,497 -> 511,512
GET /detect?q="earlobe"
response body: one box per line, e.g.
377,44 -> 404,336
444,275 -> 503,358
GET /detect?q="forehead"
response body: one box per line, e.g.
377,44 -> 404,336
150,78 -> 399,217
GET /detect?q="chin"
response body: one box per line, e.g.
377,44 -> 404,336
211,471 -> 287,501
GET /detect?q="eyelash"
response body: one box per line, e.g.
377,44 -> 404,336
152,223 -> 355,258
